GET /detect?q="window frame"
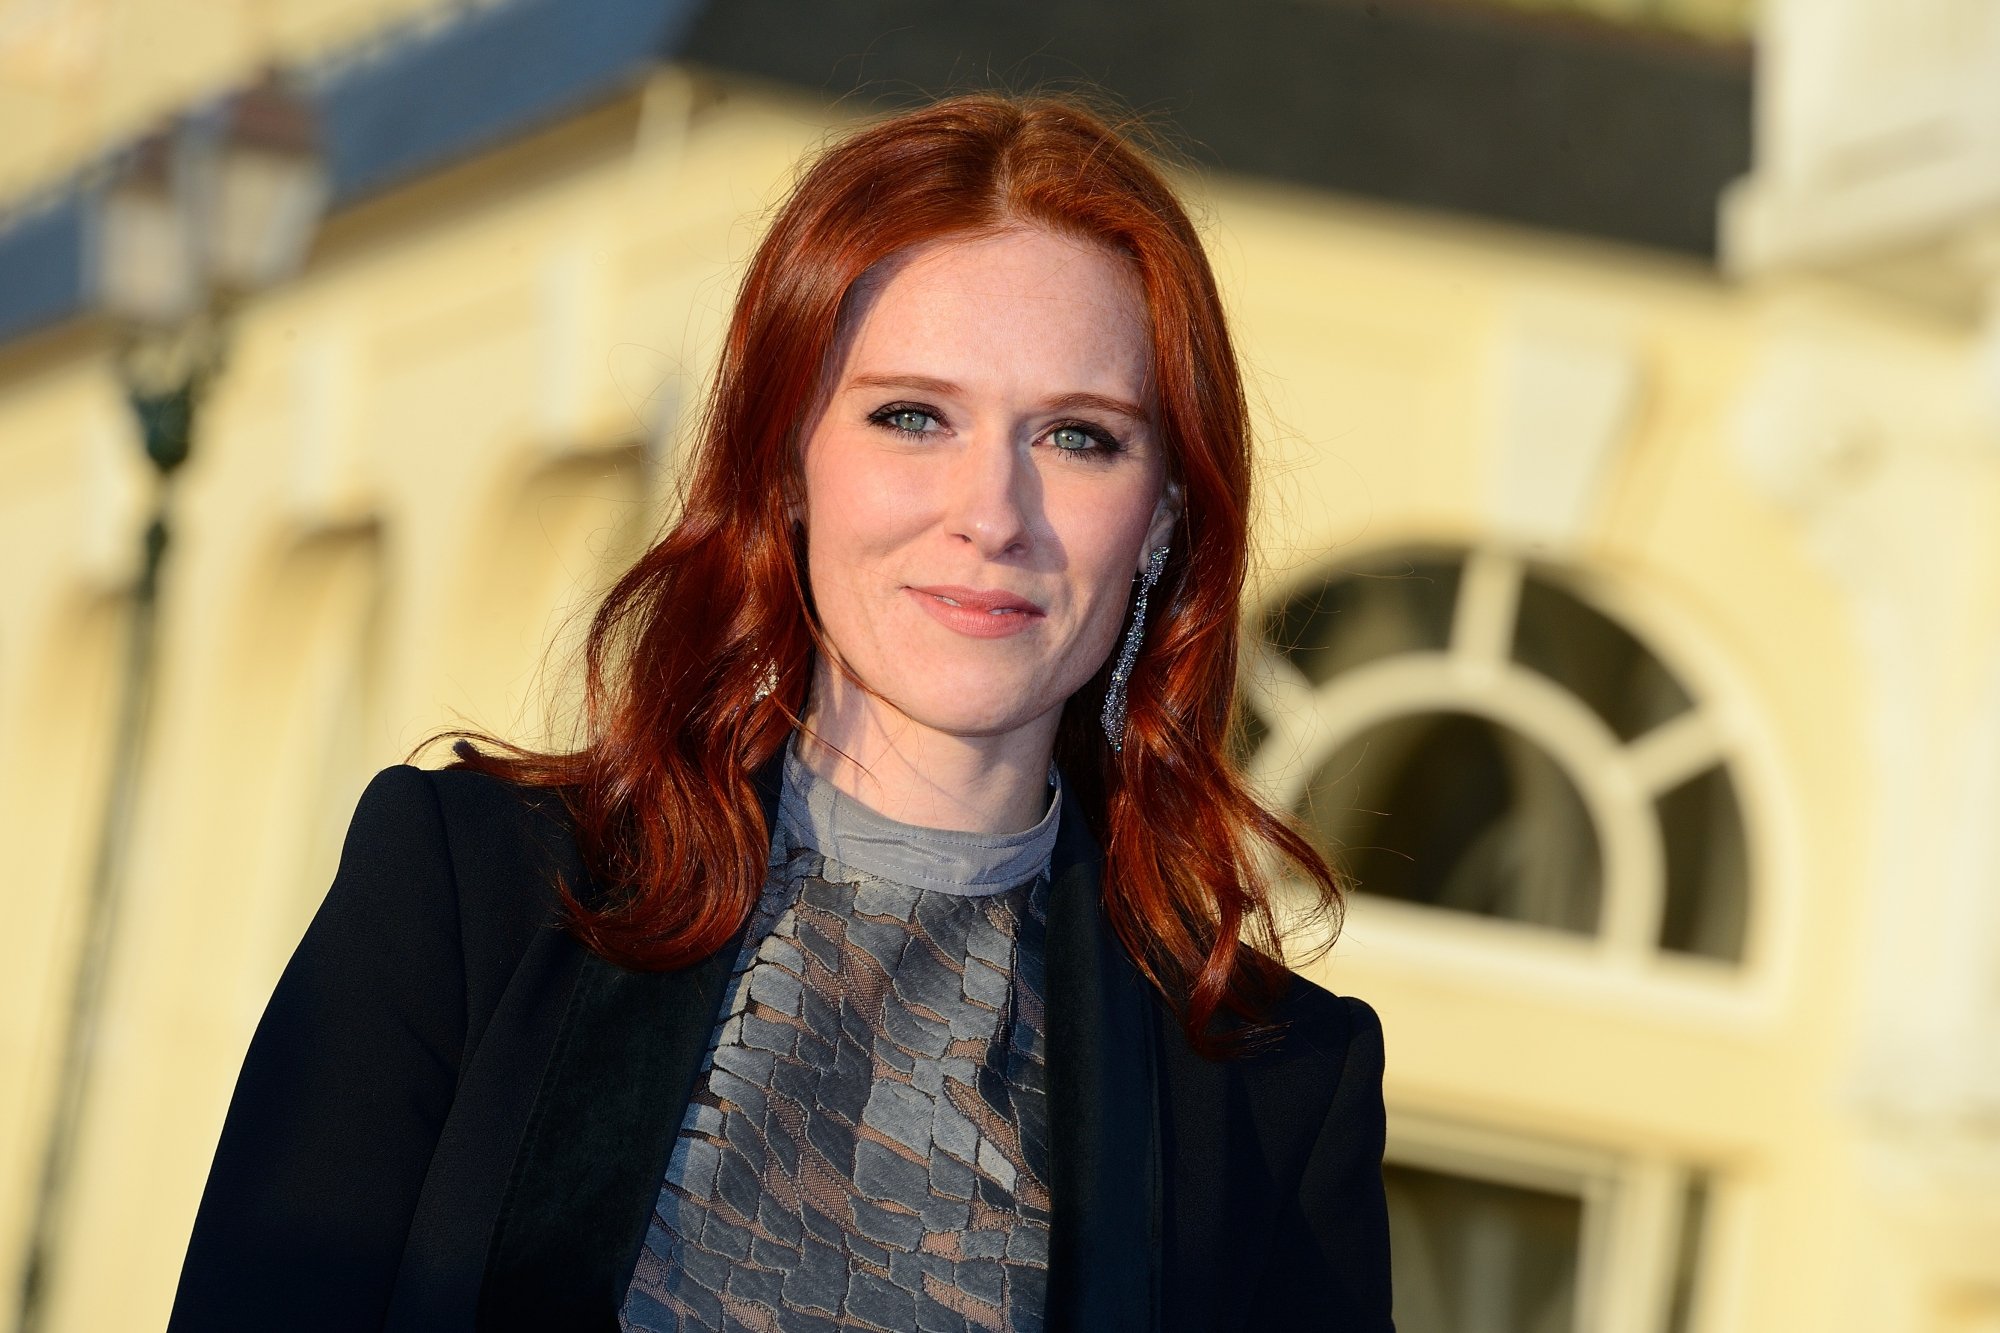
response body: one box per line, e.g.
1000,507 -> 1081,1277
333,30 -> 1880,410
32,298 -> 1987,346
1385,1112 -> 1715,1333
1244,543 -> 1796,1009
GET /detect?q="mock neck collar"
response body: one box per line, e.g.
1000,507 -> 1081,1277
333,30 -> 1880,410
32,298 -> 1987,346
776,735 -> 1061,896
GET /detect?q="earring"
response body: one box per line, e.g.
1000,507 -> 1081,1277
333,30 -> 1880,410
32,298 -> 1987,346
1102,544 -> 1170,753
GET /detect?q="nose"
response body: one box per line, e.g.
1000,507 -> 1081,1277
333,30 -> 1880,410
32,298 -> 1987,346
944,432 -> 1035,559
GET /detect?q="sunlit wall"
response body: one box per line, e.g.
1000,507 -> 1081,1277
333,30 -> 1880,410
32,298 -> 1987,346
5,2 -> 2000,1331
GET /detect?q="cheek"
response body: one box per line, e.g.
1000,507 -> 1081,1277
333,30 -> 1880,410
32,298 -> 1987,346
1048,483 -> 1162,635
801,436 -> 931,605
804,439 -> 883,555
1059,475 -> 1161,576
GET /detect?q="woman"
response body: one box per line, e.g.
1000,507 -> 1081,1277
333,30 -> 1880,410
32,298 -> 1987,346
168,93 -> 1392,1332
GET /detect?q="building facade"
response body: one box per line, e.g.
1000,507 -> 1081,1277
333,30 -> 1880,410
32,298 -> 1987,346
3,1 -> 1997,1330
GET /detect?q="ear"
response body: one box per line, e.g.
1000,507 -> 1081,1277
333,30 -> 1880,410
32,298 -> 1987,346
1138,479 -> 1182,575
784,472 -> 807,531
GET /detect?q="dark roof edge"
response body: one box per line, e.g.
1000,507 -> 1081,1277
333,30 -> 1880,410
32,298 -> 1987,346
0,0 -> 706,347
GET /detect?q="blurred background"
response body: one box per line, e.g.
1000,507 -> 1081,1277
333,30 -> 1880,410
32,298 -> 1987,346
3,0 -> 1997,1329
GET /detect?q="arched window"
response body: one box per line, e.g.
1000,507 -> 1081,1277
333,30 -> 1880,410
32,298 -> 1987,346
1241,547 -> 1752,964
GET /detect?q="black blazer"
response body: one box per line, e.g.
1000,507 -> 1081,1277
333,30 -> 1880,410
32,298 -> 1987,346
168,757 -> 1393,1331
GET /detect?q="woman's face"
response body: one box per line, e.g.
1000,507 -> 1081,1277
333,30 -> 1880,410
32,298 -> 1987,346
799,224 -> 1177,750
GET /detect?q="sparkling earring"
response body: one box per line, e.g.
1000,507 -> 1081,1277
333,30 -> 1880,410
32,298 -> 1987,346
1102,545 -> 1170,752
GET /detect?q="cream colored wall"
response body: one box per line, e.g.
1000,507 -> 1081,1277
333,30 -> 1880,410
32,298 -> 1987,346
3,17 -> 1999,1333
1214,185 -> 1936,1331
0,72 -> 841,1330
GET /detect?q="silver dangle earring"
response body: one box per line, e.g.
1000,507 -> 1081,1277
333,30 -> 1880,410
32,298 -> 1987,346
1102,544 -> 1170,753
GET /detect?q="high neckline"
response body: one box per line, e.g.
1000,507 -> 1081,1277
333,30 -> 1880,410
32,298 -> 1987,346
776,736 -> 1061,896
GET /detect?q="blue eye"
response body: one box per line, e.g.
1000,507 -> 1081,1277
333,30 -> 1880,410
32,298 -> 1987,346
870,405 -> 941,435
1045,421 -> 1123,456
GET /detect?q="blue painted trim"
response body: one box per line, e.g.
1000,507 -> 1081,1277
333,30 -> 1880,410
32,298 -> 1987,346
314,0 -> 704,205
0,0 -> 705,346
0,190 -> 93,346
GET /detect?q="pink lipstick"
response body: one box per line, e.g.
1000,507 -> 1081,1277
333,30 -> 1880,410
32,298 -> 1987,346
906,585 -> 1045,639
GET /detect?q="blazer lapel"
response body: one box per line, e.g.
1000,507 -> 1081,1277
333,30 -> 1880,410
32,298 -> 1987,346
1043,785 -> 1163,1333
474,759 -> 1165,1331
476,758 -> 783,1332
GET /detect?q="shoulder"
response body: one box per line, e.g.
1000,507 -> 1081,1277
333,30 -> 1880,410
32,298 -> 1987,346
344,763 -> 575,886
351,761 -> 581,862
1154,962 -> 1383,1156
1237,967 -> 1385,1123
1152,965 -> 1386,1281
406,762 -> 578,841
1268,969 -> 1384,1078
344,763 -> 591,979
1233,977 -> 1393,1327
1269,970 -> 1386,1149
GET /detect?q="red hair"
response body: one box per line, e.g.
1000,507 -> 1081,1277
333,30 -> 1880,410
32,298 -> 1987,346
443,93 -> 1343,1050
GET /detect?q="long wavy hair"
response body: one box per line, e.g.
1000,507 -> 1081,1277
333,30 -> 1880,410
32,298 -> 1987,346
442,92 -> 1344,1051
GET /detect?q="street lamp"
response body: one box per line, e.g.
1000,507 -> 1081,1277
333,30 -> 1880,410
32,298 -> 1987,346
101,70 -> 327,323
14,69 -> 326,1333
98,70 -> 328,477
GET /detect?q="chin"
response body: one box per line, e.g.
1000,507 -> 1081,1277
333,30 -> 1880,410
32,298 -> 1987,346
892,683 -> 1058,740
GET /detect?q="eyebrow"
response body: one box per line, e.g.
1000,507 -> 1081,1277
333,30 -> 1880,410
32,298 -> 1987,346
846,372 -> 1150,424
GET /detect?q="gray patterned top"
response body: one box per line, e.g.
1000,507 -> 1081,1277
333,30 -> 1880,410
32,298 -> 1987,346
619,739 -> 1061,1333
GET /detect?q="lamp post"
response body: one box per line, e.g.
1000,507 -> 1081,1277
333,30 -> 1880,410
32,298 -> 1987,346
12,71 -> 325,1333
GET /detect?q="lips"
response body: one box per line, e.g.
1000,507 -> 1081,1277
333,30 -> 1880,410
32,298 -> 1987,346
905,584 -> 1046,639
907,585 -> 1045,616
